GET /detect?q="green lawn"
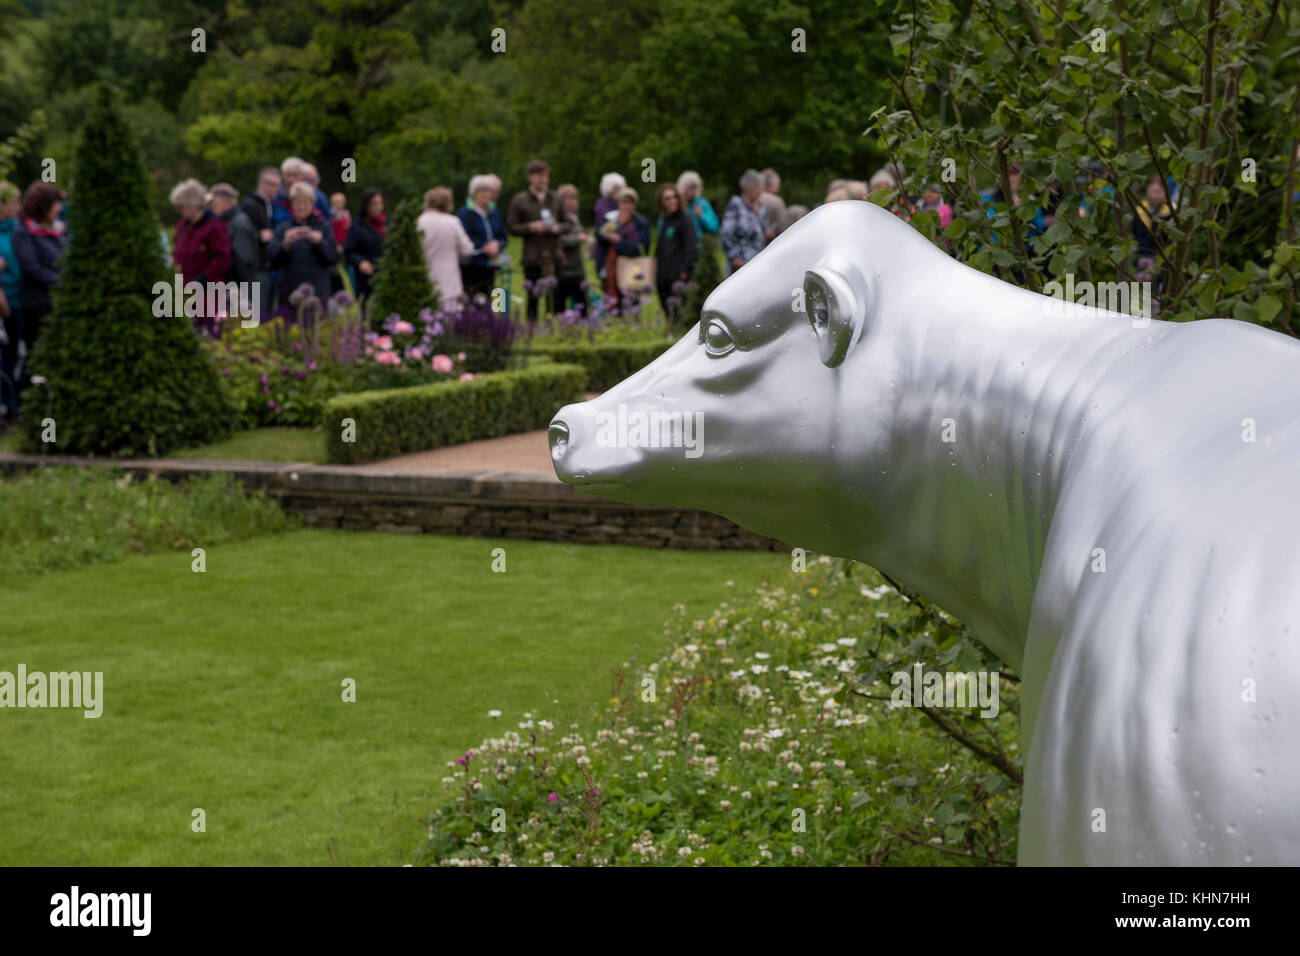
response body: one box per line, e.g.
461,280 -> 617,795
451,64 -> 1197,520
0,427 -> 325,462
169,426 -> 326,463
0,529 -> 779,865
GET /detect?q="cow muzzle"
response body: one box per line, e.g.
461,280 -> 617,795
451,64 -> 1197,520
548,401 -> 648,489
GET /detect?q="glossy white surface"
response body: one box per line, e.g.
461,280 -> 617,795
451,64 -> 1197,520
550,201 -> 1300,865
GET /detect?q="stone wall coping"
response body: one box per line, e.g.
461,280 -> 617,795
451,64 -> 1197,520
0,453 -> 642,509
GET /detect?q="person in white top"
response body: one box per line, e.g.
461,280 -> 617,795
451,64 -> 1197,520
417,187 -> 476,310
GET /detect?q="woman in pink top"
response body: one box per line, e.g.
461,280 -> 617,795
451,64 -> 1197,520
417,187 -> 475,310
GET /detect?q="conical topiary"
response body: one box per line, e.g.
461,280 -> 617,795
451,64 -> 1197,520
19,85 -> 234,456
368,198 -> 437,328
680,232 -> 724,334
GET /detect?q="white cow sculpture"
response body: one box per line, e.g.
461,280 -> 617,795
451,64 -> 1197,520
549,201 -> 1300,865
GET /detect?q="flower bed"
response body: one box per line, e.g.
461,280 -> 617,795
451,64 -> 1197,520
208,291 -> 486,429
417,558 -> 1022,866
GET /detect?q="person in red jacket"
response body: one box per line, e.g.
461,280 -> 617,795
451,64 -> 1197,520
170,178 -> 231,337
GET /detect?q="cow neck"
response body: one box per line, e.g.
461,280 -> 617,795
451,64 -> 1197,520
871,270 -> 1146,671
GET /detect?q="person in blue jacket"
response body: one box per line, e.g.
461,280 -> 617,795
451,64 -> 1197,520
982,163 -> 1046,237
676,170 -> 719,237
0,180 -> 23,421
10,182 -> 67,416
270,156 -> 331,228
457,174 -> 508,300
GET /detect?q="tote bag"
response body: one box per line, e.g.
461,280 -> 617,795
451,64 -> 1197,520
616,255 -> 656,293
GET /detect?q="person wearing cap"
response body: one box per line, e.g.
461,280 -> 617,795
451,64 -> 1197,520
506,159 -> 562,320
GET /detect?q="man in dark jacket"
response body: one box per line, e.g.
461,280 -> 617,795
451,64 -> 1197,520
209,184 -> 260,285
241,166 -> 280,313
506,159 -> 562,319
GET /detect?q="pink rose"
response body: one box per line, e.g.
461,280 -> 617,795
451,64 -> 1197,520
377,350 -> 401,365
394,320 -> 415,335
458,372 -> 475,382
432,354 -> 454,374
457,351 -> 467,361
409,348 -> 424,360
375,335 -> 393,350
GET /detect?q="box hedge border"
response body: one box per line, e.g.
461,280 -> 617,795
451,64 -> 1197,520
323,364 -> 587,464
527,341 -> 673,392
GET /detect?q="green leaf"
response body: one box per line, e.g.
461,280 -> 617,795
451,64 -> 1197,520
1256,294 -> 1283,325
1041,220 -> 1074,245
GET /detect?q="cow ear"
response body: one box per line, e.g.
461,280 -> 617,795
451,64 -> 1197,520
803,266 -> 870,368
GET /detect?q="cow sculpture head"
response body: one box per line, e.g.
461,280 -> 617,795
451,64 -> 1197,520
548,201 -> 958,554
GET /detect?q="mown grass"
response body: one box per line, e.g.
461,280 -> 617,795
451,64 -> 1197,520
0,528 -> 781,865
168,426 -> 327,463
1,425 -> 325,462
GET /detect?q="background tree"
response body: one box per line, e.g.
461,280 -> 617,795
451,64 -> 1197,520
368,198 -> 437,325
181,0 -> 509,205
19,85 -> 235,456
871,0 -> 1300,329
500,0 -> 899,209
0,109 -> 45,180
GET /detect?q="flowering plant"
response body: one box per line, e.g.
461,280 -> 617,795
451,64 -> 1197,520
417,559 -> 1021,867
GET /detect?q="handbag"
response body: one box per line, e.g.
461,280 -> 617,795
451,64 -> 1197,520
616,255 -> 656,294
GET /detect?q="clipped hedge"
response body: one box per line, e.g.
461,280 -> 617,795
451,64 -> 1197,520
528,341 -> 674,391
323,364 -> 587,463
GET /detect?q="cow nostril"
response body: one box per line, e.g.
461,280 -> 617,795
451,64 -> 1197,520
548,421 -> 570,461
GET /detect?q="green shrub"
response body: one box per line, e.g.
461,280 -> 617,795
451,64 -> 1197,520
0,466 -> 299,578
367,198 -> 437,328
529,341 -> 672,391
323,363 -> 587,463
19,85 -> 235,457
679,233 -> 724,335
416,558 -> 1021,867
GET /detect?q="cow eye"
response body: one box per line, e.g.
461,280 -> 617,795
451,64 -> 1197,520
703,318 -> 737,357
810,292 -> 829,332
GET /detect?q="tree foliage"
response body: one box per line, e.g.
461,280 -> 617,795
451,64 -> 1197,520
181,0 -> 509,202
501,0 -> 899,207
871,0 -> 1300,329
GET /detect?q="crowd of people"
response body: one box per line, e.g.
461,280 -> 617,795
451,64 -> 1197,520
0,153 -> 1179,428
